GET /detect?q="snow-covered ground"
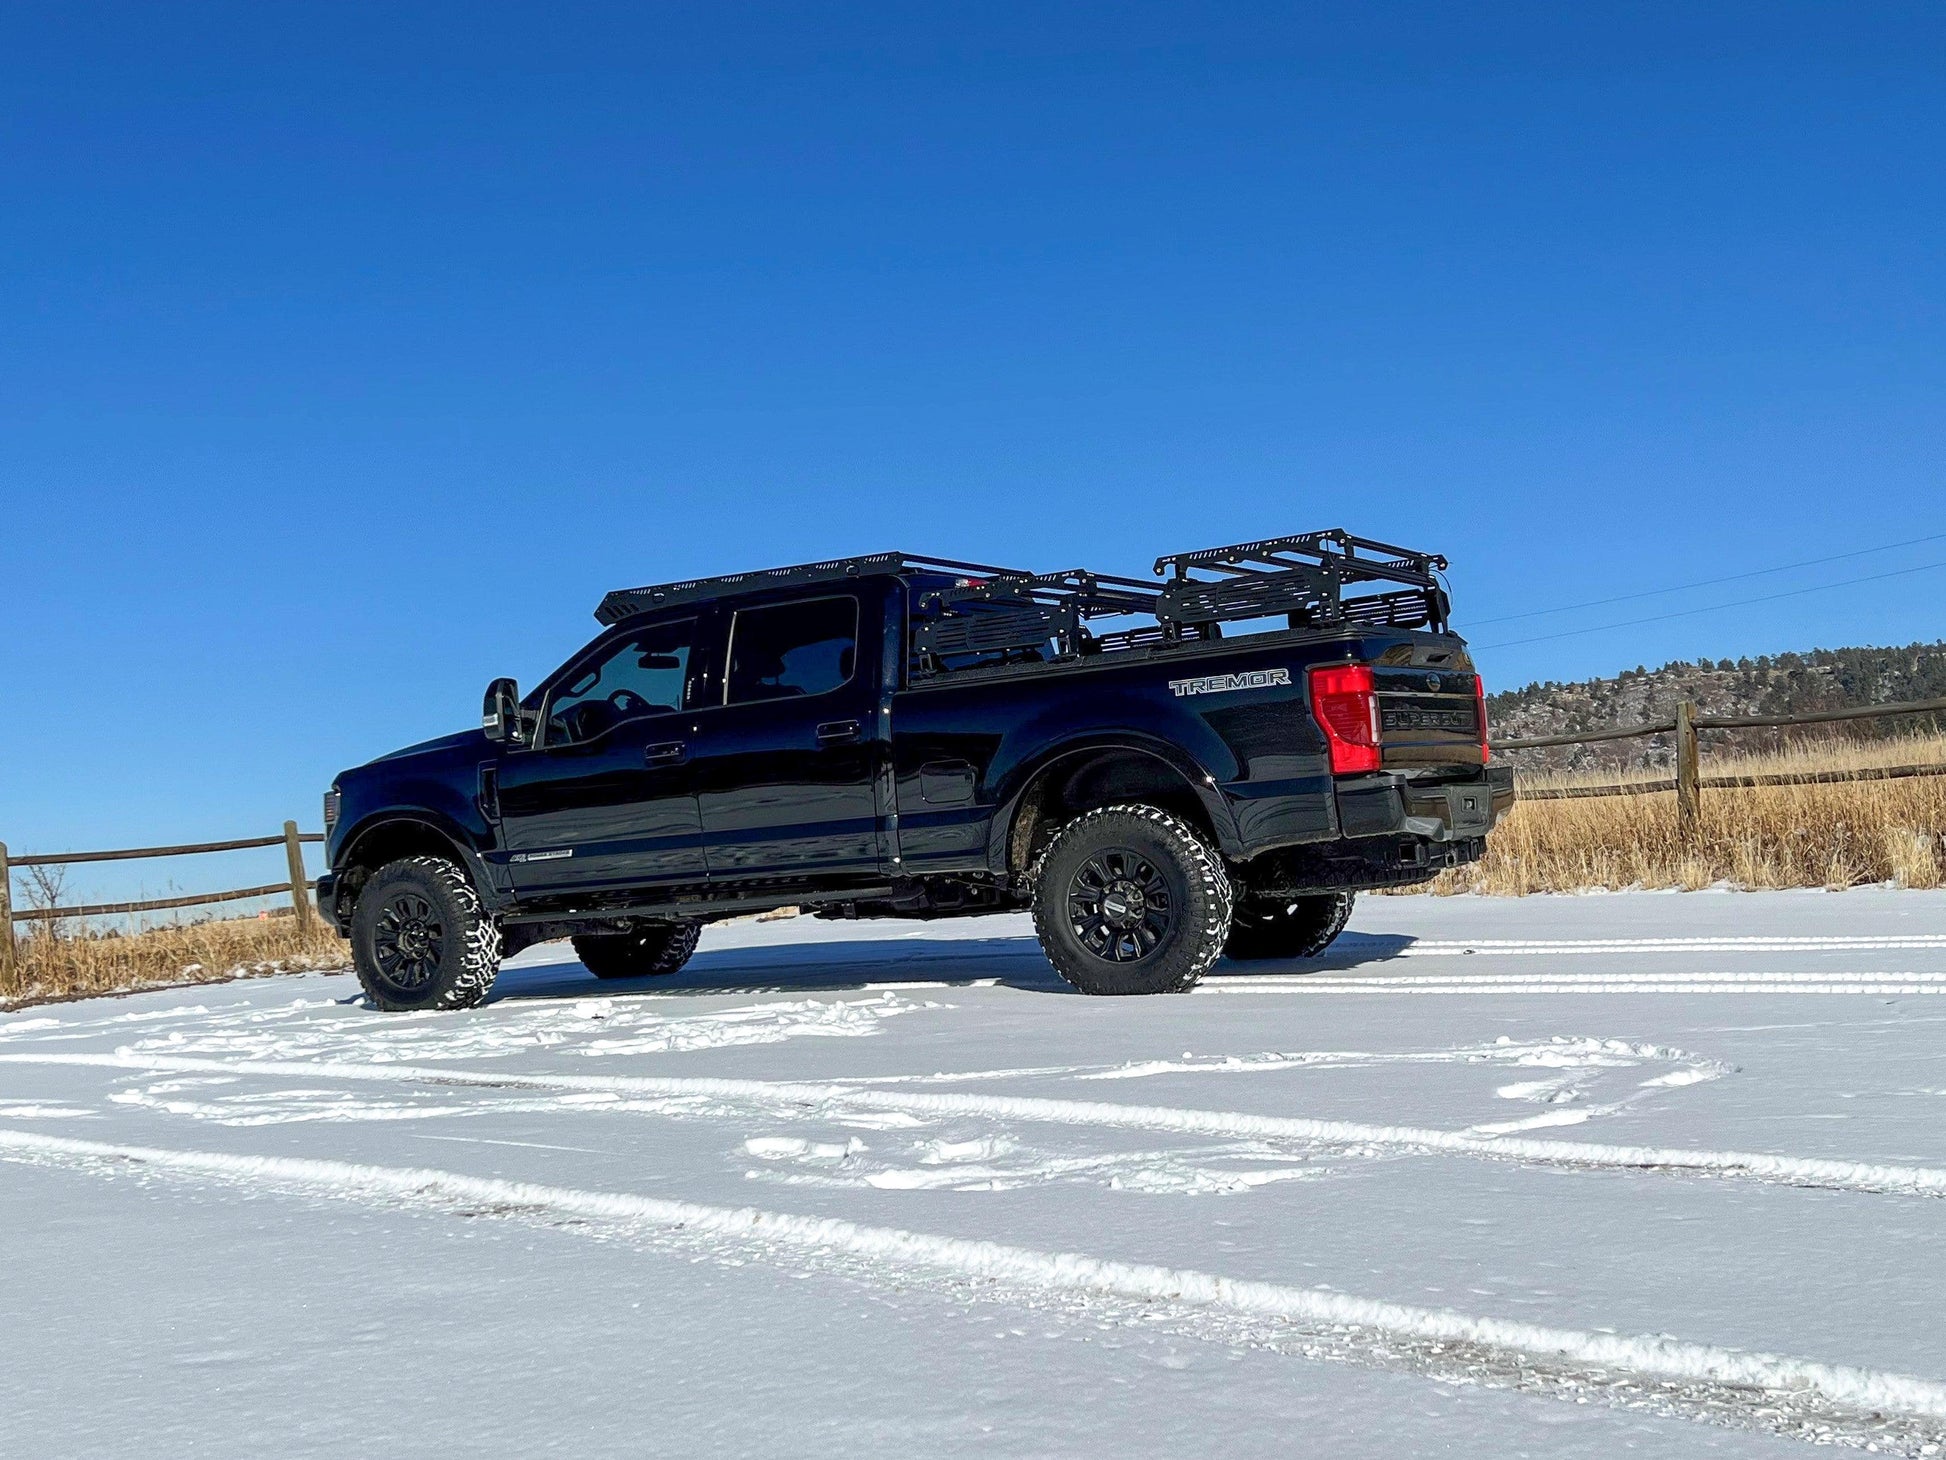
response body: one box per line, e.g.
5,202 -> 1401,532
7,889 -> 1946,1458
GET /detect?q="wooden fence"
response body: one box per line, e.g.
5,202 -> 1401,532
0,823 -> 324,981
1492,693 -> 1946,824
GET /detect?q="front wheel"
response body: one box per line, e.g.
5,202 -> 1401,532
1224,891 -> 1355,962
1030,805 -> 1233,995
572,922 -> 701,980
350,856 -> 502,1012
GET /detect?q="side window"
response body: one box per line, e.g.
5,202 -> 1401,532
725,596 -> 859,705
545,618 -> 696,746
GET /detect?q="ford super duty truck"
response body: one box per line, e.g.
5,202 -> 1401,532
318,531 -> 1514,1009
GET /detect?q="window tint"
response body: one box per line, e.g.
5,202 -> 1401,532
726,596 -> 859,704
546,618 -> 695,746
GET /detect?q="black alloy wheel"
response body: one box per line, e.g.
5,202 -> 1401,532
1066,849 -> 1175,963
372,891 -> 445,990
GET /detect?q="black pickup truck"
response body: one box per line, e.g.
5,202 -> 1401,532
319,531 -> 1513,1009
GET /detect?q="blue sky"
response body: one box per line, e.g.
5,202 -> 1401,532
3,2 -> 1944,894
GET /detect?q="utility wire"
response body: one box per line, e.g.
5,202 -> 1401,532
1470,530 -> 1946,627
1476,559 -> 1946,651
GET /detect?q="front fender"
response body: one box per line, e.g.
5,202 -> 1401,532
332,804 -> 502,906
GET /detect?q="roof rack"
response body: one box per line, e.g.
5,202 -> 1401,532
594,551 -> 1020,626
1151,529 -> 1450,634
597,527 -> 1455,660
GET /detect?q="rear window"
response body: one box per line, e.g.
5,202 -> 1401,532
725,596 -> 859,704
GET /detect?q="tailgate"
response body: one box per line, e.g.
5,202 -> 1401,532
1374,666 -> 1485,769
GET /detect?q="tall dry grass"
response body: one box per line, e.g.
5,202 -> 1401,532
1427,732 -> 1946,895
4,913 -> 347,1008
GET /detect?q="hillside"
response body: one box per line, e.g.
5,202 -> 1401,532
1486,641 -> 1946,770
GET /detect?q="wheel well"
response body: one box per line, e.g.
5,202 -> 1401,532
338,820 -> 476,913
1006,748 -> 1216,878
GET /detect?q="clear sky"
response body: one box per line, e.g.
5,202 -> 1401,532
3,3 -> 1944,895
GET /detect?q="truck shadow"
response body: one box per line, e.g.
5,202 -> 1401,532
488,930 -> 1417,1003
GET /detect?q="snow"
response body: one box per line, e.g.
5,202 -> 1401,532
6,887 -> 1946,1457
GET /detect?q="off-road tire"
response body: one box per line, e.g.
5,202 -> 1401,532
572,922 -> 702,980
1224,891 -> 1355,962
350,856 -> 501,1012
1029,805 -> 1234,995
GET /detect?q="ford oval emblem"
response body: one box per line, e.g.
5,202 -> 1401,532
1425,673 -> 1441,691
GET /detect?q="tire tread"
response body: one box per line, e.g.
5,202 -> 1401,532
352,856 -> 501,1012
1029,804 -> 1233,995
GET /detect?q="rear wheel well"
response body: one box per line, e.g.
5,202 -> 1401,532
1006,748 -> 1216,879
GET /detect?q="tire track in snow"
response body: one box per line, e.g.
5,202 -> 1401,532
1393,936 -> 1946,956
9,1049 -> 1946,1199
1209,971 -> 1946,996
3,1126 -> 1942,1450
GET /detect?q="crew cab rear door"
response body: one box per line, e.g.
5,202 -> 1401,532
686,587 -> 886,885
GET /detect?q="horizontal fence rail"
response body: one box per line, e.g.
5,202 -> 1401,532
1493,722 -> 1679,753
1492,695 -> 1946,819
6,833 -> 323,868
7,882 -> 321,923
0,822 -> 323,979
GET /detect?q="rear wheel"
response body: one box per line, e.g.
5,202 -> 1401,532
572,922 -> 702,980
1030,805 -> 1233,995
1224,891 -> 1355,962
351,856 -> 501,1011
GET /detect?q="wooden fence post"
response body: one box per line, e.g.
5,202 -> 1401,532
283,821 -> 313,930
1675,700 -> 1701,829
0,841 -> 16,989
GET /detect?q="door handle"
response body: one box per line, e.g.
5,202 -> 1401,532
816,720 -> 862,745
644,741 -> 687,764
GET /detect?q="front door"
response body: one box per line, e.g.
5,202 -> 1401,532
689,591 -> 884,885
497,615 -> 707,901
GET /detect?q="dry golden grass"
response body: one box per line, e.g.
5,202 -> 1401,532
3,913 -> 348,1008
1424,732 -> 1946,895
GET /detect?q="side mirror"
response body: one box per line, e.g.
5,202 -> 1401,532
482,678 -> 525,744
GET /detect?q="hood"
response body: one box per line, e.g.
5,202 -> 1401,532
370,728 -> 489,764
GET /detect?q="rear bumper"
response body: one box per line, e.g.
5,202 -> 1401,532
1335,762 -> 1514,841
1234,762 -> 1512,894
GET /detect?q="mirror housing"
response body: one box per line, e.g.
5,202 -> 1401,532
482,678 -> 525,745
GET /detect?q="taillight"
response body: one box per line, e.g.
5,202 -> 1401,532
1474,675 -> 1490,763
1309,663 -> 1381,774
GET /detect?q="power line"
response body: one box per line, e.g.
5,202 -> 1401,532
1470,530 -> 1946,627
1475,559 -> 1946,651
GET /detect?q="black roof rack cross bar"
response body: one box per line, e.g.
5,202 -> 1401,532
595,551 -> 1024,624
